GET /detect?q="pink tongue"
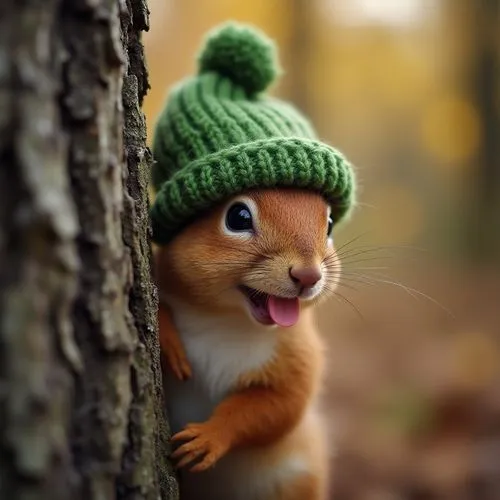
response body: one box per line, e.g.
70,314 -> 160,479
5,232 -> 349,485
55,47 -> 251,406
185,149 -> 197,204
267,296 -> 300,327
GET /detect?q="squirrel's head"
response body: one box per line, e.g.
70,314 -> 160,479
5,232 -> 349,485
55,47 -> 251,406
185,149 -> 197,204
156,189 -> 341,328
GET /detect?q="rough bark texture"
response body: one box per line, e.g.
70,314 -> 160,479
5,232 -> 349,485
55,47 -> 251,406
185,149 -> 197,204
0,0 -> 178,499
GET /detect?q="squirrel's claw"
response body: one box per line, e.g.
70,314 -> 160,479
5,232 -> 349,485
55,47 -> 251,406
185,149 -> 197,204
170,422 -> 229,472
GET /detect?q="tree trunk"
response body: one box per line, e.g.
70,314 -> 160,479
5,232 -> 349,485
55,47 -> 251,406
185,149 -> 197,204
463,0 -> 500,264
0,1 -> 178,499
286,0 -> 314,116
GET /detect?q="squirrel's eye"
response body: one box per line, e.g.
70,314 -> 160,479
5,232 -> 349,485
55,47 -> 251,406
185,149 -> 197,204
327,215 -> 334,238
226,202 -> 253,232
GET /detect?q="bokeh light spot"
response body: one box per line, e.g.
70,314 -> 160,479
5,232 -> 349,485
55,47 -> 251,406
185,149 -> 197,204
420,95 -> 481,166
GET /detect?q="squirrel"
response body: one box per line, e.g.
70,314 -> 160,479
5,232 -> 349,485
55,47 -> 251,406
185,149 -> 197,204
150,23 -> 356,500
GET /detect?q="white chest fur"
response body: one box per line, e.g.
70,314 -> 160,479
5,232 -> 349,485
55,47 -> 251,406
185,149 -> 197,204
164,300 -> 278,434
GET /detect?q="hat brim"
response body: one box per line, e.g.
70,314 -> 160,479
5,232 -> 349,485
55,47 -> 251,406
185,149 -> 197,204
150,137 -> 355,244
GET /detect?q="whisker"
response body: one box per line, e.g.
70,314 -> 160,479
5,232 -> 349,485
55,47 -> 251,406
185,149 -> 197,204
333,232 -> 373,255
331,249 -> 396,265
339,271 -> 455,318
343,266 -> 388,271
324,287 -> 366,322
333,275 -> 377,287
335,246 -> 393,260
334,244 -> 427,266
328,281 -> 359,293
326,256 -> 393,267
371,276 -> 454,318
336,242 -> 428,255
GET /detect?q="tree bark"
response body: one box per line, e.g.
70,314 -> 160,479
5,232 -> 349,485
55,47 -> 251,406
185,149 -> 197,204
0,0 -> 178,499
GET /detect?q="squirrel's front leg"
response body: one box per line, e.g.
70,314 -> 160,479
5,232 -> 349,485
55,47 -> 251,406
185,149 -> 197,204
158,302 -> 192,380
171,368 -> 311,472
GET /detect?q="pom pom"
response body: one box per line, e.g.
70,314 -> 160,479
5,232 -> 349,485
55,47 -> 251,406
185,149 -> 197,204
197,22 -> 280,95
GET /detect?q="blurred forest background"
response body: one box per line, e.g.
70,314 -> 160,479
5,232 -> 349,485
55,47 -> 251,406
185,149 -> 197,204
144,1 -> 500,498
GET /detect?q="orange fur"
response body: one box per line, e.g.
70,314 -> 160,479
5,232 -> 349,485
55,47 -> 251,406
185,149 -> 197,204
222,321 -> 323,449
170,322 -> 323,469
156,189 -> 336,308
155,188 -> 338,500
158,303 -> 192,380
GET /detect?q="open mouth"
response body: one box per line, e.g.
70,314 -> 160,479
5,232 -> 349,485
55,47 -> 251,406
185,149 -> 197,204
238,286 -> 300,328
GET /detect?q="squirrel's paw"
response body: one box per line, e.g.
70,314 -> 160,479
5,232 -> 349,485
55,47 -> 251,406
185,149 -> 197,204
164,342 -> 192,381
170,422 -> 230,472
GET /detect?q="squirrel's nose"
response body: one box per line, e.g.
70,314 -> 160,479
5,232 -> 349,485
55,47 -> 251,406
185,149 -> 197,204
289,266 -> 322,288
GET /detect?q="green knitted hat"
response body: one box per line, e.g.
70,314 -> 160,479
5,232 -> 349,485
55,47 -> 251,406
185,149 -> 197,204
151,22 -> 356,244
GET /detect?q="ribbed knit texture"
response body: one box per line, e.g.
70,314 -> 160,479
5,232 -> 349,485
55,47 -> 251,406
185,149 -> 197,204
151,22 -> 356,244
